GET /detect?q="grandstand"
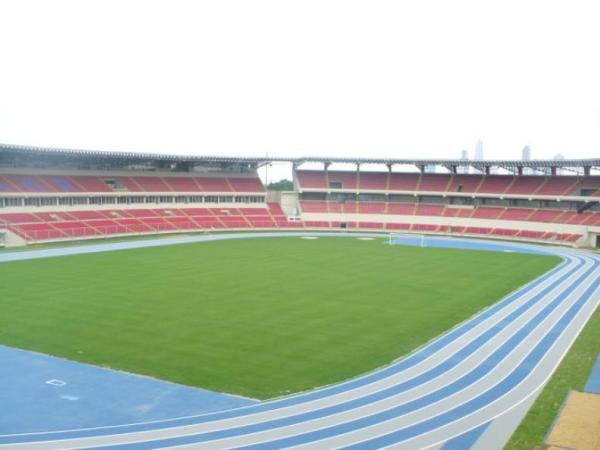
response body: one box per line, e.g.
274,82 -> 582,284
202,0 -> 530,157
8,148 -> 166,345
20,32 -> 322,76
293,164 -> 600,247
0,143 -> 599,247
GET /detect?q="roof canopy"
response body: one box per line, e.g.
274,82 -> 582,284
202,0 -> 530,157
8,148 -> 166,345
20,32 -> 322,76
1,143 -> 599,172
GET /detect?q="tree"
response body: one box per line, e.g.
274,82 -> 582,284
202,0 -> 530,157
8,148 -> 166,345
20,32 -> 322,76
266,179 -> 294,191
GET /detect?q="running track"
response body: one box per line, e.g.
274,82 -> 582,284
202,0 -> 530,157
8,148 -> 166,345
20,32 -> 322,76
0,232 -> 599,449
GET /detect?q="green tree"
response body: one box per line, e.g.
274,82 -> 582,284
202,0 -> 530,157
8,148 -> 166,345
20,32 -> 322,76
267,179 -> 294,191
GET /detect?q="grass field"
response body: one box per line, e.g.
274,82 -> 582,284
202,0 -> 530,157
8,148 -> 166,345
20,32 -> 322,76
0,236 -> 559,399
505,302 -> 600,450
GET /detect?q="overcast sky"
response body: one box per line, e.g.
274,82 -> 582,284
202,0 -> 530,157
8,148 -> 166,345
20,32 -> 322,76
1,0 -> 599,177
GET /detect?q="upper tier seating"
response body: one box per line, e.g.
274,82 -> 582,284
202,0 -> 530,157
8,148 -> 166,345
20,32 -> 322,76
227,177 -> 265,192
295,171 -> 328,189
327,172 -> 358,190
359,172 -> 388,190
0,174 -> 264,193
295,170 -> 600,196
389,173 -> 420,191
418,174 -> 452,192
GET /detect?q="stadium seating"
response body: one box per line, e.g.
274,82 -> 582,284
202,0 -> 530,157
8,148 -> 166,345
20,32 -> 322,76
299,200 -> 599,225
389,173 -> 420,191
295,171 -> 328,189
359,172 -> 388,190
0,174 -> 264,193
1,166 -> 597,248
1,203 -> 300,242
295,170 -> 600,197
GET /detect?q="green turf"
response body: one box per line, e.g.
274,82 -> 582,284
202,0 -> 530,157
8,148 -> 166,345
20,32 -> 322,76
505,303 -> 600,450
0,237 -> 559,399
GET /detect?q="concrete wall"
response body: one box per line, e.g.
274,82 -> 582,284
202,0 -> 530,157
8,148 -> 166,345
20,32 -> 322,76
0,229 -> 27,247
279,191 -> 300,216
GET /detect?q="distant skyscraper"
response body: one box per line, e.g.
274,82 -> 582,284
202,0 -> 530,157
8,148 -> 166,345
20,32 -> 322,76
474,139 -> 484,160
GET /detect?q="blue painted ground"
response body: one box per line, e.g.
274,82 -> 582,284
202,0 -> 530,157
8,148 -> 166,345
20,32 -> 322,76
441,422 -> 490,450
390,234 -> 551,255
0,345 -> 256,434
584,354 -> 600,394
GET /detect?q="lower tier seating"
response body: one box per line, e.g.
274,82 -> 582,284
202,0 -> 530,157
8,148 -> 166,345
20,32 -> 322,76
0,201 -> 583,245
299,200 -> 600,226
0,203 -> 297,241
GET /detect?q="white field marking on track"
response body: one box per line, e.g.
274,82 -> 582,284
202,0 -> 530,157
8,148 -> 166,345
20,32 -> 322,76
168,259 -> 594,450
45,380 -> 66,387
2,254 -> 577,446
68,257 -> 590,450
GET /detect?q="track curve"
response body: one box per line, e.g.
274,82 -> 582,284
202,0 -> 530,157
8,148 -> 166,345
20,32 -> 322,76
0,232 -> 598,450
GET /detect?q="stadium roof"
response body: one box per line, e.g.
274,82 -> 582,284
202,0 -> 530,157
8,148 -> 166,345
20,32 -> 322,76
1,142 -> 599,170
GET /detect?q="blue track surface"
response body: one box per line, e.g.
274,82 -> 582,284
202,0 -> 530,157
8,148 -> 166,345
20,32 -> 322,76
440,422 -> 490,450
0,346 -> 256,435
0,232 -> 598,450
584,354 -> 600,394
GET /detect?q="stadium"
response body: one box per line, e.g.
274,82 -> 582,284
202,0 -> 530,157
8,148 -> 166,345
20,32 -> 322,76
0,142 -> 599,450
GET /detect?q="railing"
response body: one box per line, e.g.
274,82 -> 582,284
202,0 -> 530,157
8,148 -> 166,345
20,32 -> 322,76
11,220 -> 294,243
5,220 -> 581,246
